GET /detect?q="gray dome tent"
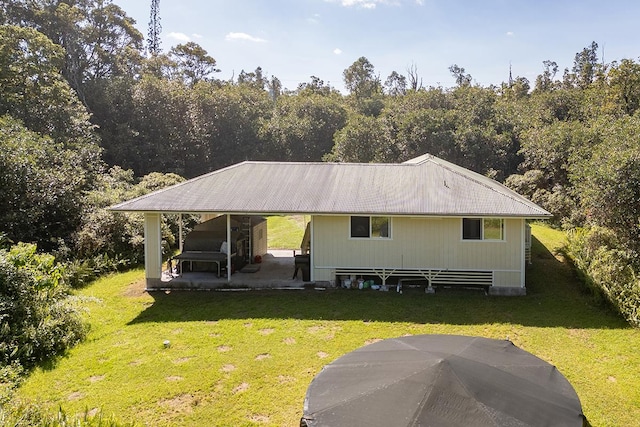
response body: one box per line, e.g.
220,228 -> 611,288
301,335 -> 585,427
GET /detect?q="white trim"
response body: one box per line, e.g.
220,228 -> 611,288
461,217 -> 506,242
348,215 -> 393,240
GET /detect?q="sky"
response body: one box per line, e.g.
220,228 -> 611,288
122,0 -> 640,92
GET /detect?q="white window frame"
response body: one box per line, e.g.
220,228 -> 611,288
349,216 -> 392,239
462,218 -> 505,241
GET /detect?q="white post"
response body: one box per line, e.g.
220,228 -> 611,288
178,213 -> 183,252
226,214 -> 232,282
144,213 -> 163,288
520,218 -> 526,288
309,216 -> 314,282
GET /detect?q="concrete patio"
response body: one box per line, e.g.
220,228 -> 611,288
156,250 -> 312,291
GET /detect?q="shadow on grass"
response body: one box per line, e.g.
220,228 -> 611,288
129,236 -> 629,329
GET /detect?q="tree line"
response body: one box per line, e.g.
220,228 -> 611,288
1,1 -> 639,402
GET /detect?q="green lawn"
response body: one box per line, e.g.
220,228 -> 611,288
15,224 -> 640,426
266,215 -> 307,250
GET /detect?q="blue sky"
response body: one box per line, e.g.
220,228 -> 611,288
122,0 -> 640,92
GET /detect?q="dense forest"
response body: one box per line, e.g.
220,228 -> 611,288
1,0 -> 639,412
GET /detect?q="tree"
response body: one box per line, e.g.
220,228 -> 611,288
0,116 -> 92,251
572,116 -> 640,250
189,82 -> 273,174
2,1 -> 144,105
343,57 -> 383,116
343,56 -> 381,98
261,93 -> 347,161
384,71 -> 407,96
328,114 -> 393,163
534,60 -> 559,92
607,58 -> 640,116
406,62 -> 423,91
169,42 -> 220,86
568,41 -> 600,89
297,76 -> 336,96
449,64 -> 472,87
0,25 -> 99,151
238,66 -> 266,89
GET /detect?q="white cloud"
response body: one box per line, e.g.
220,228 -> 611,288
225,32 -> 267,43
327,0 -> 400,8
506,31 -> 514,36
168,32 -> 190,42
333,48 -> 343,55
192,33 -> 203,39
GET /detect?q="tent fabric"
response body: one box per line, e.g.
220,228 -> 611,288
301,335 -> 584,427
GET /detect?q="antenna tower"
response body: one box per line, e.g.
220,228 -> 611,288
148,0 -> 161,56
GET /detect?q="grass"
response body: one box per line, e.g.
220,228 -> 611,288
14,224 -> 640,426
266,215 -> 306,249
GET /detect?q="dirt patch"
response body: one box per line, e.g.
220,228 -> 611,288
258,328 -> 275,335
307,326 -> 324,334
317,351 -> 329,359
221,364 -> 236,372
233,382 -> 249,394
122,279 -> 147,297
88,375 -> 105,383
364,338 -> 383,346
244,322 -> 253,328
86,408 -> 99,418
217,345 -> 232,352
158,393 -> 197,414
129,359 -> 143,366
68,391 -> 84,401
248,414 -> 270,423
608,376 -> 617,382
166,376 -> 184,381
278,375 -> 295,384
283,337 -> 296,345
255,353 -> 271,361
173,357 -> 192,364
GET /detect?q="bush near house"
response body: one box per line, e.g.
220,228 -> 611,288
565,226 -> 640,327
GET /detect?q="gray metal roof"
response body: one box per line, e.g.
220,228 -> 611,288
110,154 -> 551,218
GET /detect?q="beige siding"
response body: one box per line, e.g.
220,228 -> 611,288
252,220 -> 268,257
312,216 -> 524,286
494,271 -> 523,288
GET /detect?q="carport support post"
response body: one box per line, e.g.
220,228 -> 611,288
226,214 -> 232,282
144,213 -> 162,288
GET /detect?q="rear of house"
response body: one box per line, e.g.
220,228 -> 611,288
311,215 -> 528,294
110,154 -> 550,294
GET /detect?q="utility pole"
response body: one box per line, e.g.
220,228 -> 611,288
148,0 -> 161,56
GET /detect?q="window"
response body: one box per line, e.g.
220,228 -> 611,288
462,218 -> 504,240
350,216 -> 391,239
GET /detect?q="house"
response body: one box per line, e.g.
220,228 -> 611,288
110,154 -> 551,295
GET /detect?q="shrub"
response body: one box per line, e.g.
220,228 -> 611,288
0,244 -> 87,371
565,227 -> 640,327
